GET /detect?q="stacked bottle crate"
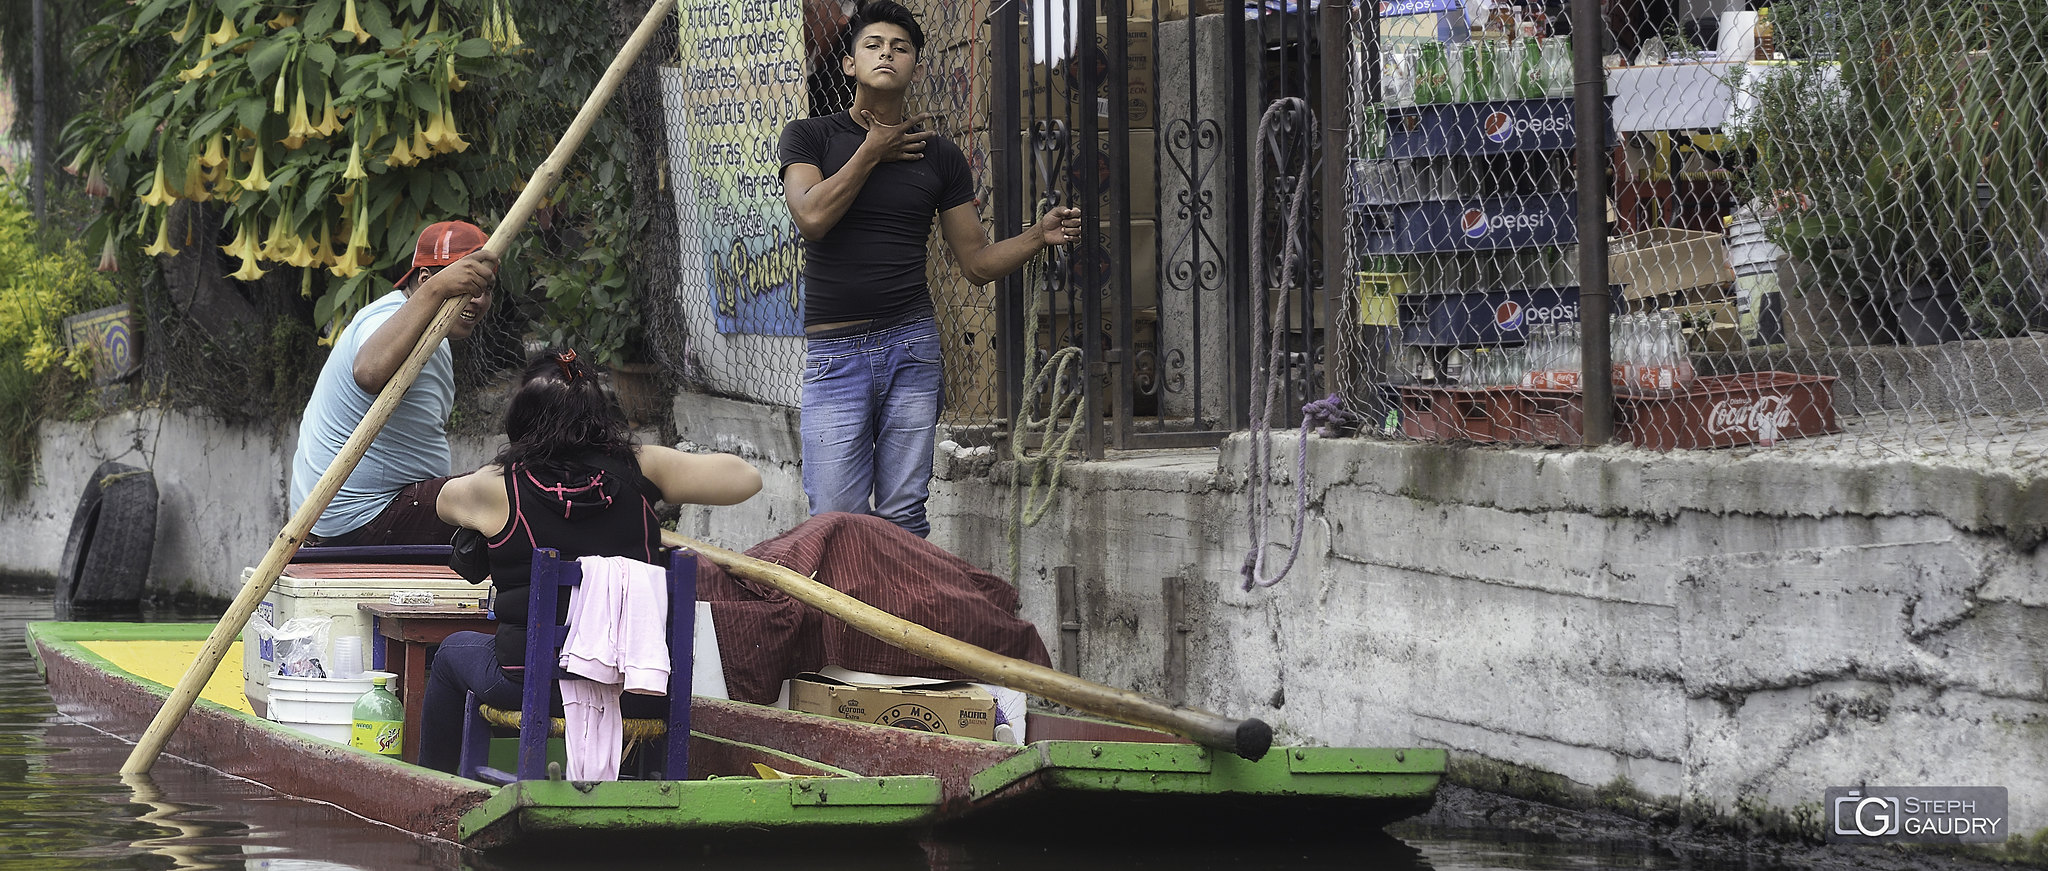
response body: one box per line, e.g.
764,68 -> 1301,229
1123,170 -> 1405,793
1355,31 -> 1618,443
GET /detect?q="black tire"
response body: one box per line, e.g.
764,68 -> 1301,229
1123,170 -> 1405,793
55,461 -> 157,611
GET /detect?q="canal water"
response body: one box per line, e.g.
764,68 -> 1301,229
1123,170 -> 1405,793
0,580 -> 1949,870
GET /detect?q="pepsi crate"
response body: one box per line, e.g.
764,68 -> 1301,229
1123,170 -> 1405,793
1357,192 -> 1577,256
1380,96 -> 1616,159
1398,284 -> 1625,347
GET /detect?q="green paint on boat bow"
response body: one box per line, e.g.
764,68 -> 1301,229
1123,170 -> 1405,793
968,741 -> 1447,800
459,774 -> 942,842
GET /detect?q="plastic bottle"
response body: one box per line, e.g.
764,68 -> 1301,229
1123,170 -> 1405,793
349,675 -> 404,757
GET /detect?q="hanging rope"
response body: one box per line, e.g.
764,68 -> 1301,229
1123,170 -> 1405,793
1240,97 -> 1319,591
1006,125 -> 1088,582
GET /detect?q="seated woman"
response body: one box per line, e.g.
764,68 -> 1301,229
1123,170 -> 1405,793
416,349 -> 762,773
419,350 -> 1055,776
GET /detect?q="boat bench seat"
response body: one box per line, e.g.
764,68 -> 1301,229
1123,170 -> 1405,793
456,547 -> 697,784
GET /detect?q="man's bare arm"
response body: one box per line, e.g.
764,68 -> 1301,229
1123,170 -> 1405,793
353,250 -> 499,393
939,203 -> 1081,286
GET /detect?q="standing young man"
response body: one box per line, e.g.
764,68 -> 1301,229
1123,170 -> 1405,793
289,221 -> 499,546
779,0 -> 1081,537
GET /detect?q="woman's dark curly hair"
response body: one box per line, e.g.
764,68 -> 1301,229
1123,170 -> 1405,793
492,348 -> 636,470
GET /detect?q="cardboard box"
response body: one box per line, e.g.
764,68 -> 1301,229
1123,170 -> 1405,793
1610,228 -> 1737,301
788,672 -> 998,739
1019,129 -> 1158,221
1022,17 -> 1155,128
1670,300 -> 1745,353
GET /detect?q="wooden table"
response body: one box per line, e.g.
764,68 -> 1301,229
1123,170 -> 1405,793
357,602 -> 496,764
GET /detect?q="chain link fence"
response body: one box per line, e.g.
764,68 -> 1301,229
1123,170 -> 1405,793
1341,0 -> 2048,468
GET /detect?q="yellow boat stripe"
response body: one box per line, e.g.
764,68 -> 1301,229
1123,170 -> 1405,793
80,640 -> 255,716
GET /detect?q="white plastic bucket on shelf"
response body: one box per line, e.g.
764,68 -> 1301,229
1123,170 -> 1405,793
267,673 -> 384,743
1725,220 -> 1783,272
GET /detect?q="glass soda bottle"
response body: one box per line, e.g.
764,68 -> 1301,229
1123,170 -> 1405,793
350,675 -> 404,757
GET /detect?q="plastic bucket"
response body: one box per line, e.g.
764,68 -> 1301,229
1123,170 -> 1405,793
268,674 -> 376,743
1725,222 -> 1782,270
1732,264 -> 1783,344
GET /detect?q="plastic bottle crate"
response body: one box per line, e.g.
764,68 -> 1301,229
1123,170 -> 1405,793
1616,372 -> 1840,450
1393,385 -> 1585,445
1356,192 -> 1578,255
1377,96 -> 1617,159
1394,386 -> 1521,443
1398,284 -> 1624,347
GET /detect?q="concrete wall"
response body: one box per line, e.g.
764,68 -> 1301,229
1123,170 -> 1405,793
5,398 -> 2043,840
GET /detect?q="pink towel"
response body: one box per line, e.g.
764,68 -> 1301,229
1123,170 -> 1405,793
557,556 -> 672,780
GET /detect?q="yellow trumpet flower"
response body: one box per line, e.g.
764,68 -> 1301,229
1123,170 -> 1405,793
97,234 -> 121,272
64,147 -> 88,176
340,0 -> 371,43
229,223 -> 269,282
220,218 -> 254,259
385,132 -> 415,168
206,12 -> 238,47
167,1 -> 197,42
410,113 -> 432,160
503,7 -> 524,50
273,64 -> 289,114
85,163 -> 110,198
424,104 -> 469,154
260,208 -> 299,262
310,217 -> 337,268
140,159 -> 175,207
446,54 -> 467,92
237,142 -> 271,192
180,151 -> 212,202
282,87 -> 315,149
483,1 -> 503,46
285,232 -> 318,268
313,97 -> 343,139
198,132 -> 227,169
342,136 -> 367,181
143,209 -> 181,257
266,11 -> 298,30
177,55 -> 214,81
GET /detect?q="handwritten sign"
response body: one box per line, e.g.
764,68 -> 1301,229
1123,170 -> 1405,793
679,1 -> 808,336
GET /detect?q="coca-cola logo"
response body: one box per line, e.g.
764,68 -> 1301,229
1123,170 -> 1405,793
1495,300 -> 1524,330
1483,112 -> 1514,143
1461,208 -> 1488,238
1706,394 -> 1794,436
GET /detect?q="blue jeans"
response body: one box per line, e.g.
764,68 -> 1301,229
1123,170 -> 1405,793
417,631 -> 519,774
801,317 -> 943,538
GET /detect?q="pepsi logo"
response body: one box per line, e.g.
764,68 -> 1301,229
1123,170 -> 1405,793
1461,208 -> 1489,238
1379,1 -> 1391,12
1495,301 -> 1525,331
1483,111 -> 1514,143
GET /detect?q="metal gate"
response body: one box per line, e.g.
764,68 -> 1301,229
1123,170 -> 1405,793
993,0 -> 1339,453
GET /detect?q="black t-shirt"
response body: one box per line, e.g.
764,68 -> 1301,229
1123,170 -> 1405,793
778,111 -> 975,328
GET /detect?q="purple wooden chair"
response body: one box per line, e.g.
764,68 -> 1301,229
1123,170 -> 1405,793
455,547 -> 697,783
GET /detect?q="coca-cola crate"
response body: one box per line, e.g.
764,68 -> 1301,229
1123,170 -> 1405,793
1395,386 -> 1521,443
1512,388 -> 1585,445
1617,372 -> 1840,450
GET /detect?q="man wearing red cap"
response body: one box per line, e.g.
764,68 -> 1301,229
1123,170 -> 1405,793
289,221 -> 500,547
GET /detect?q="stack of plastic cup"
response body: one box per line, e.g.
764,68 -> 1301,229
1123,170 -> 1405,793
331,635 -> 363,681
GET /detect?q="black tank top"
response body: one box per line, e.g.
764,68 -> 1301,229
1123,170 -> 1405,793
487,450 -> 664,666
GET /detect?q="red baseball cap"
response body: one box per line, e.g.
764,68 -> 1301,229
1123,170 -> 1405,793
395,220 -> 489,288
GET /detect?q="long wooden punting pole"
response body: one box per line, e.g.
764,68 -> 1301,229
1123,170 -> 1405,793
122,0 -> 680,776
662,531 -> 1274,761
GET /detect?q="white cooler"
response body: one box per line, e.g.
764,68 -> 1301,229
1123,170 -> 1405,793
240,562 -> 481,707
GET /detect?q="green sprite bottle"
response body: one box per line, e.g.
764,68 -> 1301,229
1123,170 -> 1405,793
349,675 -> 404,757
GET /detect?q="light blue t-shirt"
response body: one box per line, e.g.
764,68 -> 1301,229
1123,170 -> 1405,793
289,290 -> 455,537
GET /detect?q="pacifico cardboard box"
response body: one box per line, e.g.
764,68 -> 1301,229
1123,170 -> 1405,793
1021,17 -> 1156,128
789,672 -> 999,739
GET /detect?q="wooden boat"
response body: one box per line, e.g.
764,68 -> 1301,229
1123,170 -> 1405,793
30,620 -> 1444,852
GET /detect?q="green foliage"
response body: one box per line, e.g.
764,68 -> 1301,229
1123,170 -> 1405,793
1732,0 -> 2048,334
65,0 -> 645,363
0,169 -> 122,493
